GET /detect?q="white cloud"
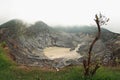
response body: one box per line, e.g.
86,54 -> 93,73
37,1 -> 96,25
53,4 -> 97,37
0,0 -> 120,33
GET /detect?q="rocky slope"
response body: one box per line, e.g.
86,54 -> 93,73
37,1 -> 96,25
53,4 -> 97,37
0,19 -> 120,68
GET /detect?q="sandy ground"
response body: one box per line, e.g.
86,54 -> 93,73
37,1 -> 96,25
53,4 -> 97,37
44,46 -> 82,60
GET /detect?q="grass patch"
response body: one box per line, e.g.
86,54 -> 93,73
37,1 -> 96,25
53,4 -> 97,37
0,47 -> 13,70
0,46 -> 120,80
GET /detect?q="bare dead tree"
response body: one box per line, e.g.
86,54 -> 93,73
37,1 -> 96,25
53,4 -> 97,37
83,13 -> 109,77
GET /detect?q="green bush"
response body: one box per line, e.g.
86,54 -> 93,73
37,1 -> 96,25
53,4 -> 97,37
0,41 -> 6,48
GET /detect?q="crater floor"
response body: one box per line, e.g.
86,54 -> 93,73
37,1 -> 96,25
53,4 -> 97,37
44,47 -> 82,60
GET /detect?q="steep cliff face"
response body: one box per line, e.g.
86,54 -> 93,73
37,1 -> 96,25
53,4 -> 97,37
0,19 -> 120,68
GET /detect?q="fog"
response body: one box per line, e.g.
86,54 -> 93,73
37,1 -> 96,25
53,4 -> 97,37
0,0 -> 120,33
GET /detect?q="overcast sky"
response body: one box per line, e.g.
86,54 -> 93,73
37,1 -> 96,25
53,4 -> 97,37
0,0 -> 120,33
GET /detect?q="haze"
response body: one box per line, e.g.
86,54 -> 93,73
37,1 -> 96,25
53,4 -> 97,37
0,0 -> 120,33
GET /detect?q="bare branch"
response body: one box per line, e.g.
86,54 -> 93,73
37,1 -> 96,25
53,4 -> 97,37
83,13 -> 109,77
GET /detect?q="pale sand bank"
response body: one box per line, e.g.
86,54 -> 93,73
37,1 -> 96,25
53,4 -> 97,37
44,47 -> 82,60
